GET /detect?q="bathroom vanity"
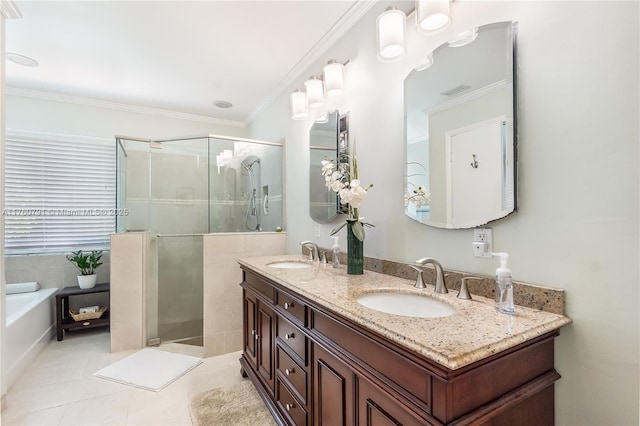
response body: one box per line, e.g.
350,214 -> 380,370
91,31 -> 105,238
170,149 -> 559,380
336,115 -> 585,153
238,256 -> 570,426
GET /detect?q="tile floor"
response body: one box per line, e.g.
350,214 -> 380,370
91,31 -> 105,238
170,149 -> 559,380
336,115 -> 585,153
1,329 -> 246,425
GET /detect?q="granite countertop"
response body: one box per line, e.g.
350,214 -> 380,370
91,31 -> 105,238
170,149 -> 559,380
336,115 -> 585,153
238,255 -> 572,370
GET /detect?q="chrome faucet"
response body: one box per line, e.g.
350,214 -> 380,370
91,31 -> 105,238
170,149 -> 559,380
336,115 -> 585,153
414,258 -> 448,294
300,240 -> 319,261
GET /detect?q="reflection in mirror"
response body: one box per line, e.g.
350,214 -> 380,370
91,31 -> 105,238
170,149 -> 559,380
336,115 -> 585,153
405,21 -> 517,229
309,111 -> 348,223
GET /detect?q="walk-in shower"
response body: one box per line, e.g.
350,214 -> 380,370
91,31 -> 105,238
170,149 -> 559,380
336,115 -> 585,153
115,134 -> 284,347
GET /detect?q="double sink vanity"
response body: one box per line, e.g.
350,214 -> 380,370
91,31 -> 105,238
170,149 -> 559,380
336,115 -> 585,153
239,17 -> 567,426
238,255 -> 571,426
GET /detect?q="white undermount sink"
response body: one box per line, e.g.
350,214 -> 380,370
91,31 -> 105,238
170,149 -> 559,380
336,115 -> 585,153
267,261 -> 312,269
356,291 -> 456,318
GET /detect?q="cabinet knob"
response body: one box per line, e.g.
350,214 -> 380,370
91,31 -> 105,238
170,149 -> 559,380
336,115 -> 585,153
284,333 -> 294,340
285,403 -> 295,412
82,321 -> 90,326
254,334 -> 260,340
285,368 -> 294,376
251,329 -> 256,336
284,302 -> 293,310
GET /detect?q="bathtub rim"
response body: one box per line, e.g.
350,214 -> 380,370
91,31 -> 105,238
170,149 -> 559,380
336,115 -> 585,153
6,288 -> 57,327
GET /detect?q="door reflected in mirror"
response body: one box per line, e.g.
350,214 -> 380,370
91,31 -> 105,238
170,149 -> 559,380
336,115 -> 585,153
309,111 -> 348,223
405,21 -> 517,229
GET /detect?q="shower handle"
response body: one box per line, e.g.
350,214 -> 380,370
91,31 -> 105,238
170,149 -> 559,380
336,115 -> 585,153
250,189 -> 257,216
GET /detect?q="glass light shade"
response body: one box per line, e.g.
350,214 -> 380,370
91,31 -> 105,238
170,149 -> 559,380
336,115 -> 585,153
376,7 -> 406,62
323,61 -> 345,97
416,0 -> 451,35
304,76 -> 324,107
290,89 -> 308,120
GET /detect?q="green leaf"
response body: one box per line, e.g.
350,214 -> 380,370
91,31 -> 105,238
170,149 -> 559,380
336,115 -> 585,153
351,221 -> 365,241
330,222 -> 347,236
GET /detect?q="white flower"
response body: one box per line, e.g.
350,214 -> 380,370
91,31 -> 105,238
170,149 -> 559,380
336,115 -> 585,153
405,185 -> 430,207
331,179 -> 345,192
321,160 -> 334,175
319,138 -> 374,239
347,181 -> 368,208
338,187 -> 352,204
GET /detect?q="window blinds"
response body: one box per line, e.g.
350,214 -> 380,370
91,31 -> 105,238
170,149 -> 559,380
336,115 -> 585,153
5,130 -> 116,255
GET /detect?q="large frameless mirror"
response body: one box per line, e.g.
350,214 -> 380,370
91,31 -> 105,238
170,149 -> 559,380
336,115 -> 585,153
404,21 -> 517,229
309,111 -> 348,223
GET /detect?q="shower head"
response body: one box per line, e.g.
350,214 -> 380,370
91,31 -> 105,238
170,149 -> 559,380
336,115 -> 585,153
241,157 -> 261,171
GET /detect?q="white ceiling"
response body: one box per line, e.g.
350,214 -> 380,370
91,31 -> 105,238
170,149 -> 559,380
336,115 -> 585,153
5,1 -> 375,127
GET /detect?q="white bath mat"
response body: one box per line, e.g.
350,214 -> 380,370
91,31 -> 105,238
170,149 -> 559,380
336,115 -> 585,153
94,348 -> 202,392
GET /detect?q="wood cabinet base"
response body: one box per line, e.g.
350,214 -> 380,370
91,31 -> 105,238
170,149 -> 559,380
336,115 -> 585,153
241,268 -> 560,426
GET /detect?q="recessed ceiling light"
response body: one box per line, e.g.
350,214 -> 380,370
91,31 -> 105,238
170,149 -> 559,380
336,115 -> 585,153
214,100 -> 233,109
6,53 -> 39,67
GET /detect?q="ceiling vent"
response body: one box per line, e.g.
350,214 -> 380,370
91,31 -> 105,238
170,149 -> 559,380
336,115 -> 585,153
441,84 -> 470,96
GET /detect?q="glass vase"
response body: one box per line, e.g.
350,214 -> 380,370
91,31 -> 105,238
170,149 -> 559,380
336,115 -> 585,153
346,220 -> 364,275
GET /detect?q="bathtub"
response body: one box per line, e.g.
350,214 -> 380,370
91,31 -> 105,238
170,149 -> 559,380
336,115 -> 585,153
6,288 -> 57,389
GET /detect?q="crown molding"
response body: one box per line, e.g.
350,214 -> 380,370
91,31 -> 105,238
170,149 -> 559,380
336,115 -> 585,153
6,87 -> 246,128
1,0 -> 21,19
244,0 -> 377,127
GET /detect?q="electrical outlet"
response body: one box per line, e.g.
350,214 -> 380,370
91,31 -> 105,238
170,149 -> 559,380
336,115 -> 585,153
314,223 -> 321,238
472,228 -> 492,258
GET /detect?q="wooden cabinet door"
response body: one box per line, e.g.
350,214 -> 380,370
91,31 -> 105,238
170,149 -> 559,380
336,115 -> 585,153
313,343 -> 355,426
358,378 -> 431,426
257,301 -> 275,390
243,290 -> 258,369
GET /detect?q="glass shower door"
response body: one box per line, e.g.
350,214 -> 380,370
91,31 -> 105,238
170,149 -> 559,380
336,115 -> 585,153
156,234 -> 203,345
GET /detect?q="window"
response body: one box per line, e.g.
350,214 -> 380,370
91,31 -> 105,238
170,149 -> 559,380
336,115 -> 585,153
5,130 -> 116,255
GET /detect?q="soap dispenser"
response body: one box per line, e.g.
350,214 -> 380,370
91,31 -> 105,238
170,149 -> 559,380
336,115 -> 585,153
493,252 -> 515,315
331,236 -> 340,268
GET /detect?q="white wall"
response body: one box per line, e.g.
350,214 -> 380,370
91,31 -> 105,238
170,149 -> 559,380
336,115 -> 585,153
247,2 -> 639,425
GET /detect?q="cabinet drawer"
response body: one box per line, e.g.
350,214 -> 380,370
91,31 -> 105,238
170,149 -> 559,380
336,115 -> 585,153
278,315 -> 307,363
311,309 -> 431,408
276,289 -> 306,326
277,345 -> 307,404
277,379 -> 308,426
243,270 -> 274,302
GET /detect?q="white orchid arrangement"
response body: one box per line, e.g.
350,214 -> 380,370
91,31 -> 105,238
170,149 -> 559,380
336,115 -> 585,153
321,141 -> 373,241
404,184 -> 431,208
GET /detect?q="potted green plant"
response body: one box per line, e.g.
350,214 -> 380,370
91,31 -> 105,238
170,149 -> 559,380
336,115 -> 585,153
66,250 -> 103,289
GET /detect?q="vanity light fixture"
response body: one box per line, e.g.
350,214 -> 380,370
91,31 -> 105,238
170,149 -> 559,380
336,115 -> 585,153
376,6 -> 407,62
448,27 -> 478,47
323,60 -> 345,97
304,75 -> 325,108
289,61 -> 348,120
290,89 -> 308,120
416,0 -> 452,35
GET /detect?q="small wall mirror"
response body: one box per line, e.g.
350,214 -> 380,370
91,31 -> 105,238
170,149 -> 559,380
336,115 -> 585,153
310,111 -> 348,223
405,21 -> 517,229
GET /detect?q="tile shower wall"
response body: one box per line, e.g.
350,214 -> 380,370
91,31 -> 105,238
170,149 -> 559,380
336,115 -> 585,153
202,232 -> 286,357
